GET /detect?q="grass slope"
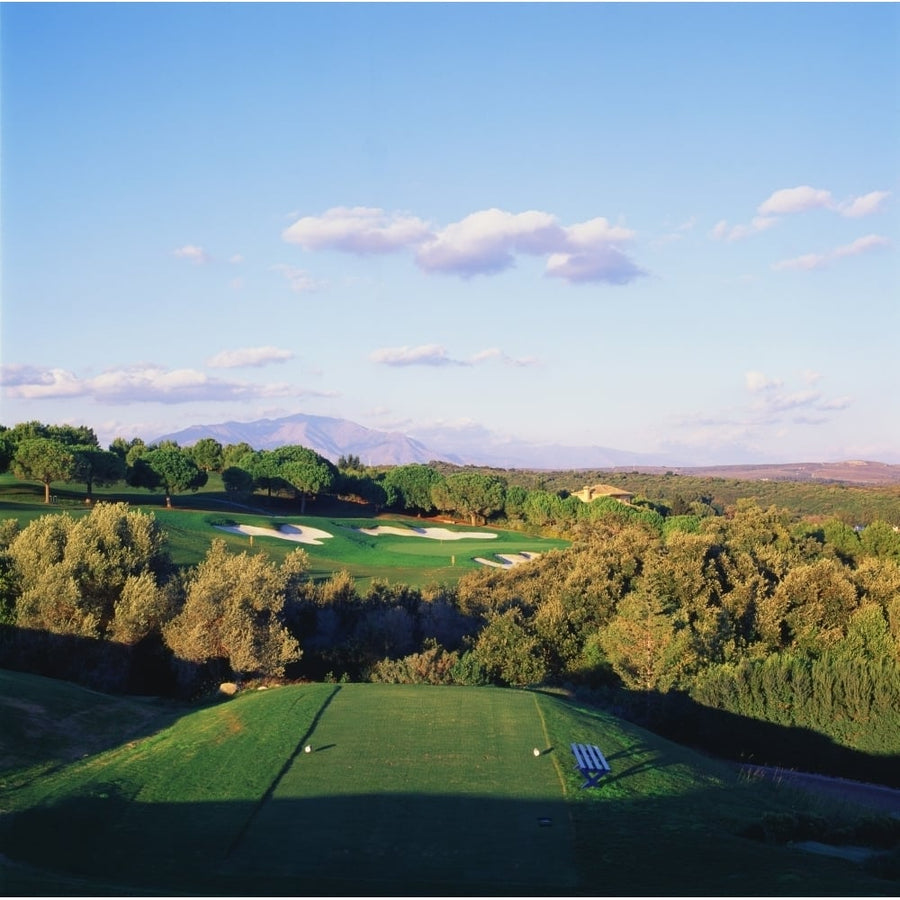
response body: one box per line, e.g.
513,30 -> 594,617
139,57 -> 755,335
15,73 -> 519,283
1,672 -> 893,896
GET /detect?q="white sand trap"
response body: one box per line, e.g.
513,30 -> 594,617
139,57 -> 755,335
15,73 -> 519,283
475,551 -> 542,569
215,523 -> 333,545
356,525 -> 497,541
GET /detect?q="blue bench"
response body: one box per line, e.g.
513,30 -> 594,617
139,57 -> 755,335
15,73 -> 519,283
571,742 -> 611,789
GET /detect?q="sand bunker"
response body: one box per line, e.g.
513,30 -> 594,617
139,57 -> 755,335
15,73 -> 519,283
474,552 -> 542,569
356,525 -> 497,540
214,523 -> 333,546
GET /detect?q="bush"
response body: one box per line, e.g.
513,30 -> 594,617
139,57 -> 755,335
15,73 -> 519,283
368,641 -> 460,685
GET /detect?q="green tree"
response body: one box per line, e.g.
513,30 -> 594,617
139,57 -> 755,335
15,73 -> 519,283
5,421 -> 99,450
9,503 -> 173,640
222,465 -> 254,498
471,607 -> 549,686
12,438 -> 76,503
70,446 -> 126,500
382,464 -> 443,514
274,445 -> 336,513
337,453 -> 363,472
163,540 -> 301,680
431,472 -> 506,525
860,521 -> 900,562
189,438 -> 224,473
776,558 -> 859,652
822,519 -> 861,563
503,484 -> 528,521
239,449 -> 282,498
222,442 -> 255,470
0,427 -> 15,473
599,585 -> 694,692
131,447 -> 208,508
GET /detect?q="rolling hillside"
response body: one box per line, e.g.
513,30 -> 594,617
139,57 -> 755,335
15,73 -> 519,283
1,671 -> 895,895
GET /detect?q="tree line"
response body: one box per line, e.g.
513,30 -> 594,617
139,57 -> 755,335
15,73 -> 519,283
0,420 -> 659,529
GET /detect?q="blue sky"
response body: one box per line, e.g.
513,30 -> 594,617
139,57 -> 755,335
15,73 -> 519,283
2,2 -> 898,464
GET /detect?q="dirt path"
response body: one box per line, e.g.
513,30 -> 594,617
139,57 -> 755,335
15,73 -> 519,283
741,765 -> 900,817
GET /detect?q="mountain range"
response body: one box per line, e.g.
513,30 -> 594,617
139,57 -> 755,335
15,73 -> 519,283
155,413 -> 900,484
155,412 -> 674,469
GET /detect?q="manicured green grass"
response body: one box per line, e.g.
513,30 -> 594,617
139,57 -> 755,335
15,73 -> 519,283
1,673 -> 893,895
0,474 -> 569,588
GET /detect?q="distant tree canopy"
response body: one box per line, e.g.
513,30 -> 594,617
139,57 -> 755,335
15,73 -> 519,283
382,464 -> 443,515
128,446 -> 207,507
271,445 -> 337,513
431,472 -> 507,525
189,438 -> 224,473
12,438 -> 76,503
70,447 -> 127,499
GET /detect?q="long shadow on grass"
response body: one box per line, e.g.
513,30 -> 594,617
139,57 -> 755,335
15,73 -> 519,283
226,684 -> 342,856
623,690 -> 900,789
1,783 -> 891,896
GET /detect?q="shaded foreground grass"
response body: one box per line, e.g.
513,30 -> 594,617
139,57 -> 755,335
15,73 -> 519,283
1,676 -> 895,895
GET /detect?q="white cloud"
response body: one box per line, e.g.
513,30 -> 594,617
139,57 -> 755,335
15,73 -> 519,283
2,363 -> 327,405
713,186 -> 890,248
839,190 -> 890,218
758,185 -> 834,216
672,372 -> 852,450
832,233 -> 890,258
710,216 -> 777,242
654,216 -> 697,246
772,253 -> 828,271
370,344 -> 465,367
415,209 -> 643,284
745,371 -> 783,393
773,233 -> 889,271
206,346 -> 294,369
282,206 -> 431,254
272,264 -> 324,294
545,246 -> 645,284
415,209 -> 560,275
284,205 -> 645,286
370,343 -> 539,368
744,370 -> 851,420
173,244 -> 211,264
468,347 -> 539,367
0,365 -> 83,396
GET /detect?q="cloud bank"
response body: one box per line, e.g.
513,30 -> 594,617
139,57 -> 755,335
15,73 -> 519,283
370,344 -> 539,368
711,185 -> 890,241
772,234 -> 890,271
283,206 -> 645,285
671,370 -> 851,446
1,363 -> 330,405
206,346 -> 295,369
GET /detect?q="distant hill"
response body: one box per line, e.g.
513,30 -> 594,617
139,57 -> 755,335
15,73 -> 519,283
155,413 -> 448,466
155,414 -> 899,482
605,460 -> 900,486
155,412 -> 673,468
